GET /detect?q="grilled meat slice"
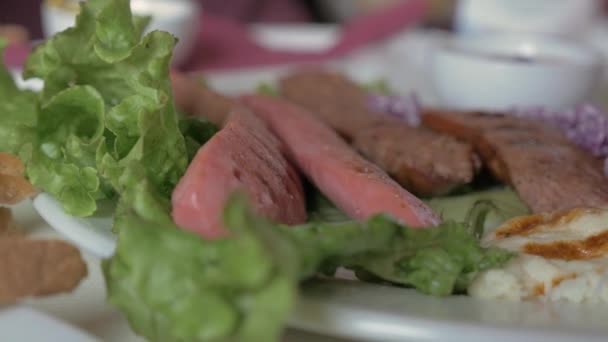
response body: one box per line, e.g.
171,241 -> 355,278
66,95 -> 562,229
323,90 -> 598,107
242,94 -> 441,227
172,106 -> 307,238
279,69 -> 479,196
423,110 -> 608,213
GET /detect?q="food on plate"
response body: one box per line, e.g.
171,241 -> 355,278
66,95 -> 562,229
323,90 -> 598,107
171,70 -> 234,126
425,187 -> 530,229
279,69 -> 480,196
423,110 -> 608,213
106,181 -> 512,342
0,152 -> 37,205
172,107 -> 307,238
0,207 -> 22,236
0,151 -> 86,304
241,95 -> 440,228
2,0 -> 600,340
0,237 -> 87,305
470,207 -> 608,303
367,91 -> 421,126
0,152 -> 87,302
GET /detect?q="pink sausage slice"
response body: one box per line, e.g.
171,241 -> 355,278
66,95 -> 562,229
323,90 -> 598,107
171,106 -> 307,238
241,95 -> 441,228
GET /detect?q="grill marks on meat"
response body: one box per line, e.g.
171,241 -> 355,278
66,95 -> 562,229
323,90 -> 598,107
172,107 -> 307,238
279,70 -> 479,196
241,95 -> 440,228
423,110 -> 608,213
353,120 -> 481,196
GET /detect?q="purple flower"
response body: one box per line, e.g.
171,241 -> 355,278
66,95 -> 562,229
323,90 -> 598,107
516,104 -> 608,176
367,93 -> 421,127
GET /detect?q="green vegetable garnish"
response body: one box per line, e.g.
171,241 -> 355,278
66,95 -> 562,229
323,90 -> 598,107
426,187 -> 530,231
0,39 -> 38,158
105,181 -> 299,342
0,0 -> 192,215
178,117 -> 219,162
105,180 -> 513,341
362,78 -> 393,95
255,82 -> 278,96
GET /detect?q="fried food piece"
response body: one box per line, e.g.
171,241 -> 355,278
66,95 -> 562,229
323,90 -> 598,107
0,152 -> 37,205
0,207 -> 23,236
0,238 -> 87,304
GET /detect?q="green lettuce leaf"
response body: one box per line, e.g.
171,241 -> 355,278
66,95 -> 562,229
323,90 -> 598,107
0,39 -> 38,158
361,78 -> 393,95
104,181 -> 298,342
425,187 -> 530,232
12,0 -> 191,214
105,178 -> 513,341
26,85 -> 106,216
255,82 -> 278,96
178,117 -> 218,162
334,218 -> 514,296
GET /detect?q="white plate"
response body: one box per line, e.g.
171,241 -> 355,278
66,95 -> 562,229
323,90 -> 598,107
13,27 -> 608,342
0,306 -> 99,342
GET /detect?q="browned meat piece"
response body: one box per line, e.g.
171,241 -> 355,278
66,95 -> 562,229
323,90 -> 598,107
423,110 -> 608,213
170,71 -> 234,127
279,69 -> 479,196
353,119 -> 481,196
280,69 -> 374,136
0,208 -> 23,237
0,238 -> 87,304
0,153 -> 37,205
242,95 -> 440,227
0,207 -> 10,235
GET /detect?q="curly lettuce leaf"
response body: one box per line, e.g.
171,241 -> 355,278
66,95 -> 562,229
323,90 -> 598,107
334,218 -> 514,296
0,40 -> 38,157
104,181 -> 298,342
25,85 -> 106,216
93,0 -> 138,62
13,0 -> 189,214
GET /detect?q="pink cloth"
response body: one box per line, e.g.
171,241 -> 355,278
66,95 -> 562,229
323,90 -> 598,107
3,43 -> 30,69
183,0 -> 427,71
3,0 -> 427,72
200,0 -> 311,22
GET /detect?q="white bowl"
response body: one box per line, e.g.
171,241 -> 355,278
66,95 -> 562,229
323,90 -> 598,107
455,0 -> 601,37
41,0 -> 201,66
430,33 -> 603,111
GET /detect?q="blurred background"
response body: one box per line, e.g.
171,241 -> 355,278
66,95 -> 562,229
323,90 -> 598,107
1,0 -> 608,73
1,0 -> 455,43
3,0 -> 608,40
